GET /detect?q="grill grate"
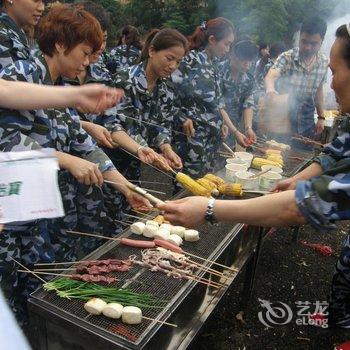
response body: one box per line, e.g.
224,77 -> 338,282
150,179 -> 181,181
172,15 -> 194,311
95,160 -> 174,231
31,221 -> 236,346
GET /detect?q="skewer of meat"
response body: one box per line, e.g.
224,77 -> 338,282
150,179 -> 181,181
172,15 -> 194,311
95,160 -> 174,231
18,270 -> 118,284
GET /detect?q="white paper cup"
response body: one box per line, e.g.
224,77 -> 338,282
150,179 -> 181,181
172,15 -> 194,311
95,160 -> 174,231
225,163 -> 248,181
226,158 -> 247,165
259,172 -> 283,190
234,170 -> 259,190
261,165 -> 283,174
234,152 -> 254,167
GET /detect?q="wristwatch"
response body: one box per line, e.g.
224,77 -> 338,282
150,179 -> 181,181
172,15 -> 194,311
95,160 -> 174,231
205,198 -> 217,224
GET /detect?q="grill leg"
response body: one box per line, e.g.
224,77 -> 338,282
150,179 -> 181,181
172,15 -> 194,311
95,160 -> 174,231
240,226 -> 264,310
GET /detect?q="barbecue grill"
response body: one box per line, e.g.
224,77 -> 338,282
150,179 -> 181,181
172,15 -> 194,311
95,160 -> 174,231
28,148 -> 314,350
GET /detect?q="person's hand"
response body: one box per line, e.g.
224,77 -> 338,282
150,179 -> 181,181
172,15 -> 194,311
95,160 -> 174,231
157,196 -> 209,228
153,153 -> 173,172
66,157 -> 104,186
162,148 -> 183,170
235,130 -> 251,148
182,119 -> 195,137
245,127 -> 257,144
83,123 -> 114,148
272,177 -> 297,192
221,125 -> 229,139
137,146 -> 157,164
125,191 -> 152,211
315,119 -> 325,135
76,84 -> 125,114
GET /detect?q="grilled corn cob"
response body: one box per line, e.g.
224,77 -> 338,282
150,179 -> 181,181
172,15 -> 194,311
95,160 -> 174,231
176,172 -> 212,197
197,178 -> 219,196
266,155 -> 284,166
251,157 -> 282,170
218,183 -> 243,197
203,174 -> 225,187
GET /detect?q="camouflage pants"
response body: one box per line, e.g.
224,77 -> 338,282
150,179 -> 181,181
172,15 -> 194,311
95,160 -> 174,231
48,171 -> 108,262
103,147 -> 141,216
0,220 -> 54,323
174,129 -> 222,178
328,233 -> 350,327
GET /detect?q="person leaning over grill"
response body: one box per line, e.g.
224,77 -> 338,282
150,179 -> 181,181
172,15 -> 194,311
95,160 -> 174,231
171,17 -> 250,181
67,2 -> 165,234
111,28 -> 188,180
0,3 -> 151,323
159,24 -> 350,328
265,16 -> 328,148
219,40 -> 259,148
0,0 -> 45,70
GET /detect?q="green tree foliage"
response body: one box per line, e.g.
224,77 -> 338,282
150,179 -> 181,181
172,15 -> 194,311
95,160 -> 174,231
59,0 -> 340,47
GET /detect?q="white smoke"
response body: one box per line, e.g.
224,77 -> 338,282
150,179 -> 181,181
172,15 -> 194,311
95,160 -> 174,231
322,0 -> 350,108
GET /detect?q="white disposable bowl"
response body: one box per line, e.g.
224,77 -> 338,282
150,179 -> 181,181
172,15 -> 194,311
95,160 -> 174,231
234,170 -> 259,190
259,172 -> 282,190
234,152 -> 254,167
225,163 -> 248,181
261,165 -> 283,174
226,158 -> 247,166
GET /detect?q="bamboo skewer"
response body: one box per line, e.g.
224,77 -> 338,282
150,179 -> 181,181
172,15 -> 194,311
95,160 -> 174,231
129,180 -> 169,186
189,259 -> 228,278
104,180 -> 166,195
65,230 -> 238,274
124,213 -> 148,221
248,168 -> 272,179
17,270 -> 177,328
222,142 -> 235,156
10,257 -> 46,283
114,219 -> 133,226
131,209 -> 155,219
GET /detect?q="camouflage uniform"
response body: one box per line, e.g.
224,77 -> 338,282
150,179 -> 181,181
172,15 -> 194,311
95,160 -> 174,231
171,49 -> 224,178
113,62 -> 176,178
220,59 -> 256,147
0,54 -> 115,320
64,57 -> 127,234
106,44 -> 141,74
0,12 -> 30,71
295,114 -> 350,327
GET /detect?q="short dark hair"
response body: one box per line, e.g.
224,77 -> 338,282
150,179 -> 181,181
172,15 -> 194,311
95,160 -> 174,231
301,17 -> 327,39
269,42 -> 287,59
231,40 -> 258,61
335,24 -> 350,68
77,1 -> 111,32
37,3 -> 103,56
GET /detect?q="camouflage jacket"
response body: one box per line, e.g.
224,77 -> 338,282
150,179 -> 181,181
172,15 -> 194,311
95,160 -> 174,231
114,62 -> 176,149
296,113 -> 350,231
106,44 -> 141,74
171,49 -> 224,135
64,57 -> 124,135
220,59 -> 255,126
0,54 -> 114,172
0,12 -> 30,72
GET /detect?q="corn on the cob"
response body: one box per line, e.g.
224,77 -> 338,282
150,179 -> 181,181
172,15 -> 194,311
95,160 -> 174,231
265,149 -> 282,156
251,157 -> 282,170
218,183 -> 243,197
176,172 -> 212,197
196,178 -> 219,196
203,174 -> 225,187
266,155 -> 284,166
153,215 -> 165,224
